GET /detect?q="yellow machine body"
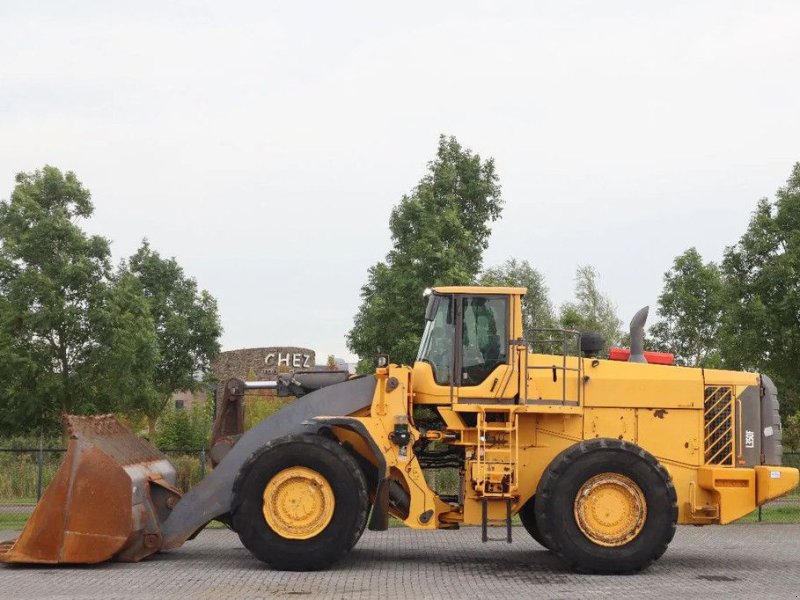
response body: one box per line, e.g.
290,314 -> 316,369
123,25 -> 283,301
326,286 -> 798,531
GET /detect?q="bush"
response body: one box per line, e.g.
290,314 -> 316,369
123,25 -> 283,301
156,401 -> 213,450
784,412 -> 800,451
244,393 -> 292,431
424,468 -> 460,496
167,454 -> 204,493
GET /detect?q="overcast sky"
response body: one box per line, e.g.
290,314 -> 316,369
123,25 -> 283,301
1,1 -> 798,362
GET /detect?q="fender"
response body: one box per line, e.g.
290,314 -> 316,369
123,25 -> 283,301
305,416 -> 395,531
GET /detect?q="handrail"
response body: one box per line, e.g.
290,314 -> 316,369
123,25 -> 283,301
523,328 -> 583,405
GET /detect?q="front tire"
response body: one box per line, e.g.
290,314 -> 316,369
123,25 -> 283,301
231,434 -> 369,571
535,439 -> 677,574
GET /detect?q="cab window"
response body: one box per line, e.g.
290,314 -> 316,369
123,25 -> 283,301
460,296 -> 508,386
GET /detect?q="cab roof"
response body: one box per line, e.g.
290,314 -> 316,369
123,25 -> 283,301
432,286 -> 527,295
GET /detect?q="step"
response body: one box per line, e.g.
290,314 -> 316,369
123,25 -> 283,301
481,497 -> 512,544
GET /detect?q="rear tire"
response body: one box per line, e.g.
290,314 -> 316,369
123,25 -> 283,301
518,496 -> 552,550
535,439 -> 677,574
231,434 -> 368,571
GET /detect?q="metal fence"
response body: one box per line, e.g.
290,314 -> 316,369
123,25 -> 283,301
0,447 -> 209,528
0,449 -> 798,527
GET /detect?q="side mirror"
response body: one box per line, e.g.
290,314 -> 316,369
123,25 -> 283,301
424,294 -> 440,321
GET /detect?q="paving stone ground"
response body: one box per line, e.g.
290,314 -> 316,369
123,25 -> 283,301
0,525 -> 798,600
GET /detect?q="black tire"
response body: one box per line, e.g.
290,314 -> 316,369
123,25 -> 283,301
535,438 -> 677,574
518,496 -> 552,550
341,443 -> 376,552
231,434 -> 369,571
348,498 -> 369,552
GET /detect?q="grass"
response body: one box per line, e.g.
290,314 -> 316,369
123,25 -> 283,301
0,452 -> 63,499
1,506 -> 797,532
737,504 -> 800,523
0,512 -> 31,530
0,508 -> 231,532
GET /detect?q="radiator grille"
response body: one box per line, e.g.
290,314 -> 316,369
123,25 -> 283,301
704,386 -> 735,466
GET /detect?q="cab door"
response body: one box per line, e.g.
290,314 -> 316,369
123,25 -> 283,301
453,294 -> 517,404
413,293 -> 456,404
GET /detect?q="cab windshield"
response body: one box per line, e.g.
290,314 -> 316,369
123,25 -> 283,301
417,294 -> 453,386
417,293 -> 509,388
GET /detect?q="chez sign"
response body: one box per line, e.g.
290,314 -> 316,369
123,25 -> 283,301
264,352 -> 313,369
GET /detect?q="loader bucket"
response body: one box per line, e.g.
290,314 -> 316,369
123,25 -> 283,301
0,415 -> 181,565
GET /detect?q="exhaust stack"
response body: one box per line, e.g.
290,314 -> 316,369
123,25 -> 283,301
629,306 -> 649,364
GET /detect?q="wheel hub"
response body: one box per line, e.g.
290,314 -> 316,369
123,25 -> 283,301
263,466 -> 335,540
573,472 -> 647,547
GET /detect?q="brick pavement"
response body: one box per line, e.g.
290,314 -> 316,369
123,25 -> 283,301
0,525 -> 798,599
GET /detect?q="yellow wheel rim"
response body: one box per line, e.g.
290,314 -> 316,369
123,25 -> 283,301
263,466 -> 335,540
573,472 -> 647,547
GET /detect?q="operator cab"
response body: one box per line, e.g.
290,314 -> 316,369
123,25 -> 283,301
413,286 -> 525,404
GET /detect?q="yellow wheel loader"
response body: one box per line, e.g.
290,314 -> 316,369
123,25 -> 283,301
1,286 -> 797,573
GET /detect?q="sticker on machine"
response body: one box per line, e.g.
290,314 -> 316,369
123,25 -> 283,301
764,426 -> 774,437
745,430 -> 755,448
770,471 -> 781,479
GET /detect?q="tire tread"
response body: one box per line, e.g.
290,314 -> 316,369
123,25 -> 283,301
535,438 -> 677,574
231,434 -> 369,571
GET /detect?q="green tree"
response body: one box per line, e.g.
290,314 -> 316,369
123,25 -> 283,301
649,248 -> 725,366
347,135 -> 503,368
559,265 -> 622,347
90,272 -> 160,413
127,241 -> 222,438
480,258 -> 556,333
0,167 -> 156,433
721,163 -> 800,418
0,296 -> 36,432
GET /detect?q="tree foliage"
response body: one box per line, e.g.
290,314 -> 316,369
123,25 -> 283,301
559,265 -> 622,347
647,163 -> 800,421
783,412 -> 800,451
0,167 -> 152,433
347,135 -> 503,367
480,258 -> 556,333
649,248 -> 725,366
90,272 -> 160,415
720,163 -> 800,418
0,167 -> 222,436
127,241 -> 222,437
